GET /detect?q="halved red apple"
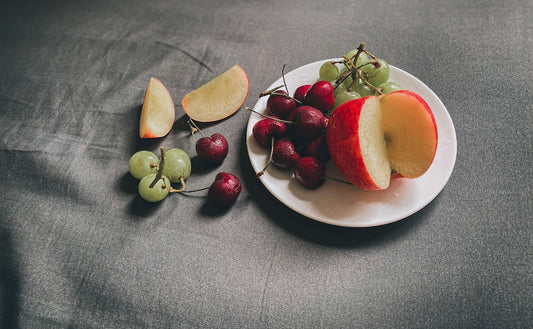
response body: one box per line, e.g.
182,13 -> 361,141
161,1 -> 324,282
326,90 -> 438,191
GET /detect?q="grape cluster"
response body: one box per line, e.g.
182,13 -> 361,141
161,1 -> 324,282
320,44 -> 402,112
129,148 -> 191,202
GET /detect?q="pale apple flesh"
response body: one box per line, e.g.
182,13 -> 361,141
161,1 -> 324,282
139,77 -> 175,138
380,90 -> 438,179
326,90 -> 438,191
182,65 -> 249,122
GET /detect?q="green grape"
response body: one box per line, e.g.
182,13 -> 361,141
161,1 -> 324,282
353,80 -> 375,97
129,150 -> 160,179
162,148 -> 191,183
333,83 -> 347,96
344,49 -> 369,67
138,173 -> 170,202
319,62 -> 339,82
333,90 -> 361,110
361,58 -> 390,87
339,68 -> 354,89
379,81 -> 402,94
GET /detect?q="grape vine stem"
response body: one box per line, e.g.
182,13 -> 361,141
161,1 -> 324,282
149,147 -> 166,188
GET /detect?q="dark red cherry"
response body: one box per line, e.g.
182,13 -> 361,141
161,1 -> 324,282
208,172 -> 242,206
266,90 -> 296,119
288,106 -> 326,140
293,157 -> 326,189
272,138 -> 300,169
196,133 -> 228,165
304,134 -> 330,163
304,81 -> 335,113
293,84 -> 311,104
252,117 -> 287,147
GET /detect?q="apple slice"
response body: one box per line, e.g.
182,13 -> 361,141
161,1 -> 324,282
326,90 -> 438,191
139,77 -> 175,138
182,65 -> 249,122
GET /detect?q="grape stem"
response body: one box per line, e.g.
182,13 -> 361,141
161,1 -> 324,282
149,147 -> 166,188
333,42 -> 383,95
168,176 -> 186,193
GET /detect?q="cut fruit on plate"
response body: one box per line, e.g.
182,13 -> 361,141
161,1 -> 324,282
182,65 -> 249,122
139,77 -> 175,138
326,90 -> 438,191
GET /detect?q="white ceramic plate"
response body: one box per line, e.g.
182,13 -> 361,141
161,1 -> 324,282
246,59 -> 457,227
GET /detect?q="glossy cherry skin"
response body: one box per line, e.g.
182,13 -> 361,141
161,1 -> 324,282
293,84 -> 311,104
304,81 -> 335,113
196,133 -> 228,164
266,90 -> 296,119
288,106 -> 326,141
272,138 -> 300,169
208,172 -> 242,206
293,157 -> 326,189
252,117 -> 287,147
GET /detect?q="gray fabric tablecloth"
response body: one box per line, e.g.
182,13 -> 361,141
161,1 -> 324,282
1,0 -> 532,328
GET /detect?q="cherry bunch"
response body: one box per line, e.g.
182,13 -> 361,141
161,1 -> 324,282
249,68 -> 335,189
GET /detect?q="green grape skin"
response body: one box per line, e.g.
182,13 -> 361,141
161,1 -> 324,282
353,81 -> 375,97
344,49 -> 369,68
361,58 -> 390,87
162,148 -> 191,183
138,173 -> 170,202
333,90 -> 361,110
333,83 -> 347,96
129,151 -> 160,179
339,68 -> 354,89
319,62 -> 339,82
378,81 -> 402,94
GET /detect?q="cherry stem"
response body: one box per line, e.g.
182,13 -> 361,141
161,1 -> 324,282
281,63 -> 289,94
245,107 -> 295,125
256,136 -> 275,177
149,147 -> 166,188
259,85 -> 284,97
325,176 -> 352,185
179,186 -> 210,193
259,89 -> 302,105
187,118 -> 206,138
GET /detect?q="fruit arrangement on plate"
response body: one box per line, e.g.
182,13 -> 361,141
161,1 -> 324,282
249,42 -> 438,192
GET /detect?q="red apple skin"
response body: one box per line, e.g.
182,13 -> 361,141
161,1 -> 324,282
327,90 -> 438,190
326,97 -> 383,191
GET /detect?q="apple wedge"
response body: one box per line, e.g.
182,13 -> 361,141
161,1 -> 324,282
182,65 -> 249,122
326,90 -> 438,191
139,77 -> 175,138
